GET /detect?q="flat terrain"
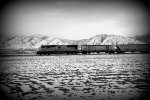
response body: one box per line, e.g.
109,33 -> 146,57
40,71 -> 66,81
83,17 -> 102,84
0,54 -> 150,100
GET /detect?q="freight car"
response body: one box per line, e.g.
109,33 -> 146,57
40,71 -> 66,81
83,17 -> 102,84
36,45 -> 78,55
116,44 -> 150,53
81,45 -> 116,54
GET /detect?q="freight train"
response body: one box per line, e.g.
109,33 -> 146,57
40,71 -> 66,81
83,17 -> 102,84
36,44 -> 150,55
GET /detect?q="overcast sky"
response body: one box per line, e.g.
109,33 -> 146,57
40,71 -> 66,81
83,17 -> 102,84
1,0 -> 150,40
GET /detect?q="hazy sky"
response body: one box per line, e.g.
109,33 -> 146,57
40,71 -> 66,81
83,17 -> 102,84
1,0 -> 150,40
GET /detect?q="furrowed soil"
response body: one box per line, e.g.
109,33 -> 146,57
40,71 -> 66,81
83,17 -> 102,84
0,54 -> 150,100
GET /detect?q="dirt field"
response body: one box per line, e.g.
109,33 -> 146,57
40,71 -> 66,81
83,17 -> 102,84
0,54 -> 150,100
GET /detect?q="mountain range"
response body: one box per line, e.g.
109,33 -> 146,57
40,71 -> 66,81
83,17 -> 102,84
0,33 -> 149,54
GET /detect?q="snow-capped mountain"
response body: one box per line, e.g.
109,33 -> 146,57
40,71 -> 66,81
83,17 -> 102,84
0,34 -> 146,52
82,34 -> 144,45
102,35 -> 144,45
86,34 -> 108,45
0,34 -> 49,49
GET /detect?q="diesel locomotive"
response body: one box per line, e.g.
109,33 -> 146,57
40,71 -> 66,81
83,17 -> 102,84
36,45 -> 79,55
36,44 -> 150,55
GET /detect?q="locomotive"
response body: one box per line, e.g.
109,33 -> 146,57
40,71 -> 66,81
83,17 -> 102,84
36,44 -> 150,55
36,45 -> 79,55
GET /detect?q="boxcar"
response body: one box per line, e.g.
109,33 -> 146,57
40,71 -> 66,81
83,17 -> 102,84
81,45 -> 116,54
37,45 -> 78,55
116,44 -> 150,53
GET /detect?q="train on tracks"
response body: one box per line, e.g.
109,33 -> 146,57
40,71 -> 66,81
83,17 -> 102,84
36,44 -> 150,55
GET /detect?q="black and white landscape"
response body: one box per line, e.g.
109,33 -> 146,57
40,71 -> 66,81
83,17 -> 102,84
0,0 -> 150,100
